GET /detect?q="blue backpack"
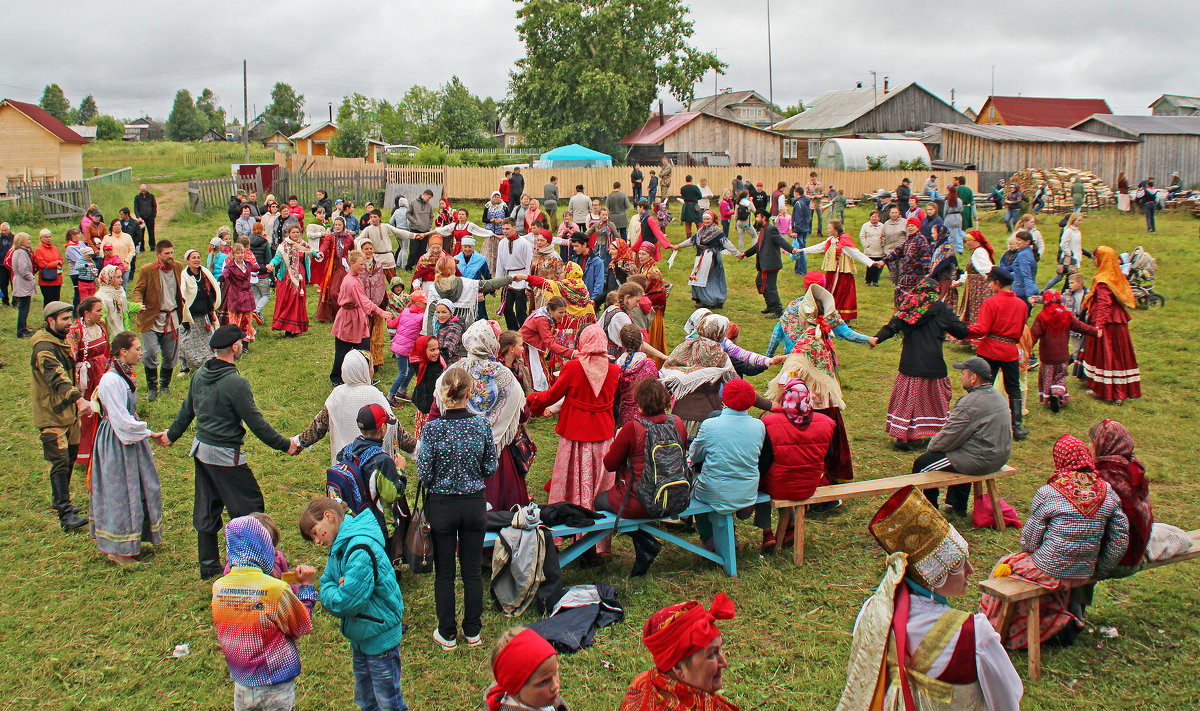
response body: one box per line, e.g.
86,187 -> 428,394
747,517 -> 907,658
326,445 -> 395,532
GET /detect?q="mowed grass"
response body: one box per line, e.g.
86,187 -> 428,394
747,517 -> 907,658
0,191 -> 1197,710
84,140 -> 275,182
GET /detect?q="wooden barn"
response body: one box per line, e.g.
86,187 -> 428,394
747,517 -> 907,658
926,122 -> 1135,189
1149,94 -> 1200,117
1072,114 -> 1200,185
769,82 -> 970,166
123,116 -> 164,141
289,121 -> 339,157
975,96 -> 1111,128
0,99 -> 88,190
262,130 -> 292,151
620,110 -> 782,167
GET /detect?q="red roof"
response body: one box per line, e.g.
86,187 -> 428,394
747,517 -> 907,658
1,99 -> 88,144
981,96 -> 1112,128
620,112 -> 704,145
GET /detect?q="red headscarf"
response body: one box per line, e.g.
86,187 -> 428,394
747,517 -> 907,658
1048,434 -> 1109,517
409,334 -> 444,382
1038,290 -> 1071,334
576,324 -> 610,396
643,592 -> 736,672
803,270 -> 826,288
967,229 -> 994,261
610,238 -> 635,265
486,629 -> 557,711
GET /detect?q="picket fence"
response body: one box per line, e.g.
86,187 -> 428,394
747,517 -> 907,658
3,180 -> 90,219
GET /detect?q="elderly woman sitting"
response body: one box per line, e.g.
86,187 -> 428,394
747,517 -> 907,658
981,434 -> 1129,649
619,593 -> 740,711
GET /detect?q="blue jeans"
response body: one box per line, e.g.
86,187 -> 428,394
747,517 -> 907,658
1032,197 -> 1044,213
721,219 -> 730,237
389,355 -> 412,397
352,645 -> 408,711
792,233 -> 808,274
1144,203 -> 1156,231
1004,208 -> 1020,232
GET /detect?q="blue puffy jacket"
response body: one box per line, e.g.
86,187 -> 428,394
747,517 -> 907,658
319,511 -> 405,655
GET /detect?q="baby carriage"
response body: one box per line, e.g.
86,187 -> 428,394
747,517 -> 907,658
1128,246 -> 1164,309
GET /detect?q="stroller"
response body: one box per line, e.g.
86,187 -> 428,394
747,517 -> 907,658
1128,246 -> 1165,309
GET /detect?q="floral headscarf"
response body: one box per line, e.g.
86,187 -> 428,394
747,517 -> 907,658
780,378 -> 813,427
683,308 -> 713,337
894,281 -> 939,325
444,319 -> 525,449
387,276 -> 411,312
98,264 -> 123,290
660,314 -> 735,399
576,324 -> 610,396
1048,433 -> 1109,517
778,284 -> 840,342
609,238 -> 635,265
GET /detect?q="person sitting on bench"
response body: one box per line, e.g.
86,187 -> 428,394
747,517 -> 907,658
913,356 -> 1013,517
838,486 -> 1023,711
980,434 -> 1129,650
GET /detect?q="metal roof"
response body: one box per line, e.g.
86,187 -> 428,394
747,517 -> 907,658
931,122 -> 1134,143
688,90 -> 775,114
980,96 -> 1111,128
1071,114 -> 1200,136
289,121 -> 338,140
770,83 -> 916,132
620,111 -> 780,145
1152,94 -> 1200,110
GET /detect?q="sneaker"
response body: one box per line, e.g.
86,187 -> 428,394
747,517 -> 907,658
396,392 -> 412,402
808,500 -> 843,514
433,629 -> 457,651
465,634 -> 483,648
760,531 -> 778,552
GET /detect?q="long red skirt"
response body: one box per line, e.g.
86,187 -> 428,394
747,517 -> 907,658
819,406 -> 853,483
980,552 -> 1079,650
885,373 -> 952,440
825,270 -> 858,320
548,438 -> 615,553
271,278 -> 309,334
486,444 -> 532,513
1083,322 -> 1141,401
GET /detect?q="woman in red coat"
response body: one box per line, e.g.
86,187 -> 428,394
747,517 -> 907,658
1082,246 -> 1141,404
527,324 -> 620,554
758,378 -> 835,550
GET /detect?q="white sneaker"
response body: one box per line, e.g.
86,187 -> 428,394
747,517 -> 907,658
433,629 -> 457,651
466,634 -> 482,648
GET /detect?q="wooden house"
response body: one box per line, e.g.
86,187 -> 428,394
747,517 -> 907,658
262,130 -> 292,151
1072,114 -> 1200,185
769,82 -> 970,166
365,138 -> 387,164
289,122 -> 339,156
0,99 -> 88,190
123,116 -> 164,141
494,118 -> 522,147
687,89 -> 781,128
199,128 -> 225,142
1149,94 -> 1200,117
620,110 -> 782,167
66,125 -> 98,141
975,96 -> 1111,128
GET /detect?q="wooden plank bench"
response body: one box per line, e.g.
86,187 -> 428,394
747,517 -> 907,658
482,492 -> 772,577
772,465 -> 1018,566
979,529 -> 1200,681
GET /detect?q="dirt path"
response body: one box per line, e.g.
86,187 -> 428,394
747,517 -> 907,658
147,181 -> 188,221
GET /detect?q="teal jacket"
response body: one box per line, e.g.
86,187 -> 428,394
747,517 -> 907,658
319,512 -> 404,655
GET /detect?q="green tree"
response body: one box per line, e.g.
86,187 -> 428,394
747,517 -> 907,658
777,102 -> 803,118
376,100 -> 409,145
262,82 -> 305,135
436,76 -> 488,148
39,83 -> 72,122
400,85 -> 441,144
92,115 -> 124,141
480,97 -> 500,133
505,0 -> 723,156
76,95 -> 98,124
329,95 -> 373,158
195,88 -> 227,132
166,89 -> 207,141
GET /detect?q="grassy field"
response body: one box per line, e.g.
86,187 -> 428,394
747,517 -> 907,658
0,191 -> 1197,710
83,141 -> 275,182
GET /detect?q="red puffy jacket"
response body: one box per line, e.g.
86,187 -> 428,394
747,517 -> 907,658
760,410 -> 836,501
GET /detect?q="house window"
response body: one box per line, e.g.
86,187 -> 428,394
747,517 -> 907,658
807,139 -> 820,159
740,108 -> 748,118
757,108 -> 764,118
989,106 -> 996,120
508,136 -> 516,145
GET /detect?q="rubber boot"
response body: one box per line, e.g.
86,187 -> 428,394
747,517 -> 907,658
1011,396 -> 1030,440
628,530 -> 662,577
198,531 -> 222,579
159,366 -> 173,395
145,366 -> 158,402
51,472 -> 87,531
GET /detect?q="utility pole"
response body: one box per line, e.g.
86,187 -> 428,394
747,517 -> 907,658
766,0 -> 774,106
242,59 -> 249,162
951,88 -> 956,109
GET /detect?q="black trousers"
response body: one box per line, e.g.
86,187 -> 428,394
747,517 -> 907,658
15,295 -> 31,334
40,284 -> 61,304
426,491 -> 486,640
502,288 -> 527,331
912,450 -> 977,510
982,356 -> 1021,419
865,264 -> 883,285
192,458 -> 265,536
0,264 -> 13,303
331,336 -> 370,384
143,217 -> 156,250
41,429 -> 79,515
755,269 -> 781,311
405,237 -> 427,270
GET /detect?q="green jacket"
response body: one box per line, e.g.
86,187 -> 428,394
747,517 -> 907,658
167,359 -> 290,452
319,512 -> 405,654
30,329 -> 82,430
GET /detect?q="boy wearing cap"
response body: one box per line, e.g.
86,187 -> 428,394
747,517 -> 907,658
913,356 -> 1013,515
838,486 -> 1023,710
332,404 -> 408,548
966,267 -> 1030,440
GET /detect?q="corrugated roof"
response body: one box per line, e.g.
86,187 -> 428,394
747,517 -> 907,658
620,112 -> 702,145
1,99 -> 88,143
289,121 -> 338,140
932,123 -> 1134,143
770,83 -> 917,132
981,96 -> 1111,127
1072,114 -> 1200,136
1153,94 -> 1200,110
687,90 -> 773,115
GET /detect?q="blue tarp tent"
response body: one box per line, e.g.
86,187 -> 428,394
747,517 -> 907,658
533,143 -> 614,168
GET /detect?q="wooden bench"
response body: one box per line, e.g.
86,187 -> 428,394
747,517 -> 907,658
980,529 -> 1200,681
772,465 -> 1018,566
483,492 -> 771,577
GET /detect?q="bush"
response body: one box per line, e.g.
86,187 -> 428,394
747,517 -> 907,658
0,203 -> 44,226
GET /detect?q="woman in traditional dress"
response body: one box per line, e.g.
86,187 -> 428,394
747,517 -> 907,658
875,216 -> 932,308
527,325 -> 620,553
178,249 -> 220,375
482,192 -> 508,274
268,223 -> 312,336
95,264 -> 141,336
798,219 -> 875,320
221,242 -> 257,348
981,435 -> 1129,649
1082,246 -> 1141,404
523,199 -> 546,238
314,216 -> 357,322
89,331 -> 165,566
765,272 -> 868,358
528,231 -> 566,312
954,229 -> 994,329
869,281 -> 969,451
767,280 -> 870,489
614,325 -> 661,428
669,210 -> 736,309
659,314 -> 738,436
354,238 -> 389,369
518,296 -> 576,392
943,182 -> 965,253
927,224 -> 960,310
606,237 -> 636,292
1089,419 -> 1152,575
526,261 -> 595,324
421,255 -> 516,335
682,307 -> 778,374
634,244 -> 670,362
411,234 -> 449,289
70,297 -> 109,467
299,349 -> 415,463
429,207 -> 496,256
437,320 -> 532,512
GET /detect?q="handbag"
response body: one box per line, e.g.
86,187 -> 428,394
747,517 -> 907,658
404,483 -> 434,574
40,266 -> 59,282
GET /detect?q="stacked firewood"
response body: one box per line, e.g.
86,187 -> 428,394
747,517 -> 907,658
1008,168 -> 1115,212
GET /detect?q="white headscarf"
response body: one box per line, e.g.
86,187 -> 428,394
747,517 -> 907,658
322,349 -> 397,464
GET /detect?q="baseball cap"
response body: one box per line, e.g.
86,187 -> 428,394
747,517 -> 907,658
952,356 -> 992,381
357,403 -> 396,431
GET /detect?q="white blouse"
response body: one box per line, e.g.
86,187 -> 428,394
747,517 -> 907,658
96,371 -> 152,445
801,236 -> 876,267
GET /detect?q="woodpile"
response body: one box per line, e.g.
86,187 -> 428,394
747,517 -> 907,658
1007,168 -> 1115,213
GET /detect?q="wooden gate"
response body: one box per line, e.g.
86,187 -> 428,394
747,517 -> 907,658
7,180 -> 90,219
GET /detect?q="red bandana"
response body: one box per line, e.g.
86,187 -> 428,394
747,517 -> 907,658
643,592 -> 735,672
486,629 -> 557,711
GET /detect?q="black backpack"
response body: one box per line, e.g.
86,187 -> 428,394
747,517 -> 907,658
621,416 -> 693,518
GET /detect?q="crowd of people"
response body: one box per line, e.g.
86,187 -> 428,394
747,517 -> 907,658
14,167 -> 1168,710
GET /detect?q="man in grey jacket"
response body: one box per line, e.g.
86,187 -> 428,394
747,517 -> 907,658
543,176 -> 559,232
605,181 -> 632,238
405,189 -> 436,270
912,356 -> 1012,516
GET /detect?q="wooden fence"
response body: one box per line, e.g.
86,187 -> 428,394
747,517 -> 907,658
86,167 -> 133,183
187,174 -> 264,214
4,180 -> 90,219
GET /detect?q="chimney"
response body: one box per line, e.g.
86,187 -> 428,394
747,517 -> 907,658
856,81 -> 863,89
883,77 -> 889,93
659,100 -> 665,127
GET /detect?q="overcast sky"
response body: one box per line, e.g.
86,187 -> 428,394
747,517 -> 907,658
3,0 -> 1189,124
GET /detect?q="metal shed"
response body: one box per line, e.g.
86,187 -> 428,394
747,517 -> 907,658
1071,114 -> 1200,186
817,138 -> 930,171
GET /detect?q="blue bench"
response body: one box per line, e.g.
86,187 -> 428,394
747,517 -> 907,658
483,492 -> 771,577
